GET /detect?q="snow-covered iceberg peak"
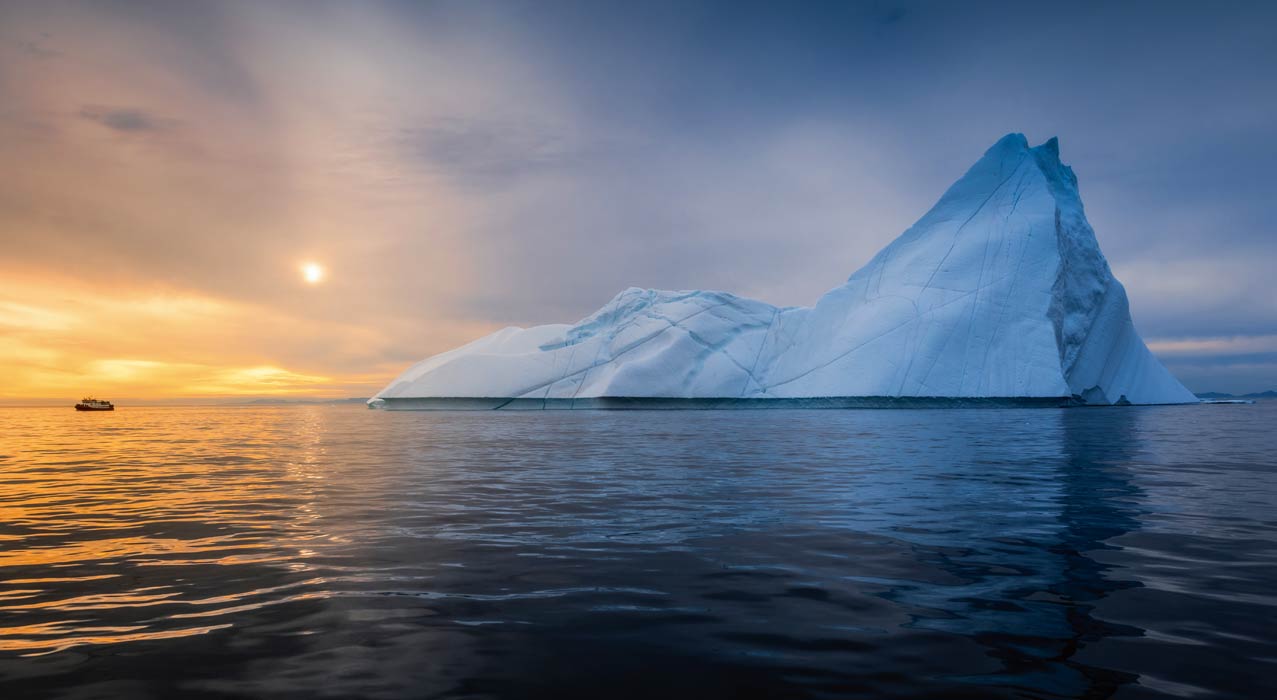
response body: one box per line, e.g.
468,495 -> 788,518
372,134 -> 1196,408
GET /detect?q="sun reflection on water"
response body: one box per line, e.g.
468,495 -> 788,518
0,406 -> 337,656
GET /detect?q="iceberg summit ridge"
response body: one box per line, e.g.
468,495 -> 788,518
372,134 -> 1196,409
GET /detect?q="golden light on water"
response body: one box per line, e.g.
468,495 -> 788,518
301,262 -> 325,285
0,405 -> 331,655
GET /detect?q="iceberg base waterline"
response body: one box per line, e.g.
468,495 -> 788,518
367,395 -> 1157,411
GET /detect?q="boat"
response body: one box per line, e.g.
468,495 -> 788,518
75,397 -> 114,411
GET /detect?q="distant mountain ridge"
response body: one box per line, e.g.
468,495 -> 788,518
1196,390 -> 1277,399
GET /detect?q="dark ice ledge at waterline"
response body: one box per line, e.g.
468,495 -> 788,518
367,395 -> 1204,410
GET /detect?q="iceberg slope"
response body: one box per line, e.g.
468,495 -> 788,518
374,134 -> 1195,407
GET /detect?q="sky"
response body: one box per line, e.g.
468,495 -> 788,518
1,0 -> 1275,400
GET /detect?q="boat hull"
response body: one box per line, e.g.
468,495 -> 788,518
75,405 -> 114,411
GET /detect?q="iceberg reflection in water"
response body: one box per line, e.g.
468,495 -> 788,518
0,403 -> 1273,698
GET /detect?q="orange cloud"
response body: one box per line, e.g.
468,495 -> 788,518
0,268 -> 494,400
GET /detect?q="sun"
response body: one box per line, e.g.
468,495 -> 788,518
301,262 -> 325,284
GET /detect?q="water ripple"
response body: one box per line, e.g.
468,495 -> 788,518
1,403 -> 1275,698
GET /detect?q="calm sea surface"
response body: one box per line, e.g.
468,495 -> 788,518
1,403 -> 1274,699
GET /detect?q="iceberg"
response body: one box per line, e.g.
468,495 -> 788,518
372,134 -> 1196,409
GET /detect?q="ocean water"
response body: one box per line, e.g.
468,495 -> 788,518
1,403 -> 1274,699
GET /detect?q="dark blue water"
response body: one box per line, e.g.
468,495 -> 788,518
1,403 -> 1274,698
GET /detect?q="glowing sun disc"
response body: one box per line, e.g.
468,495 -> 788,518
301,262 -> 325,284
